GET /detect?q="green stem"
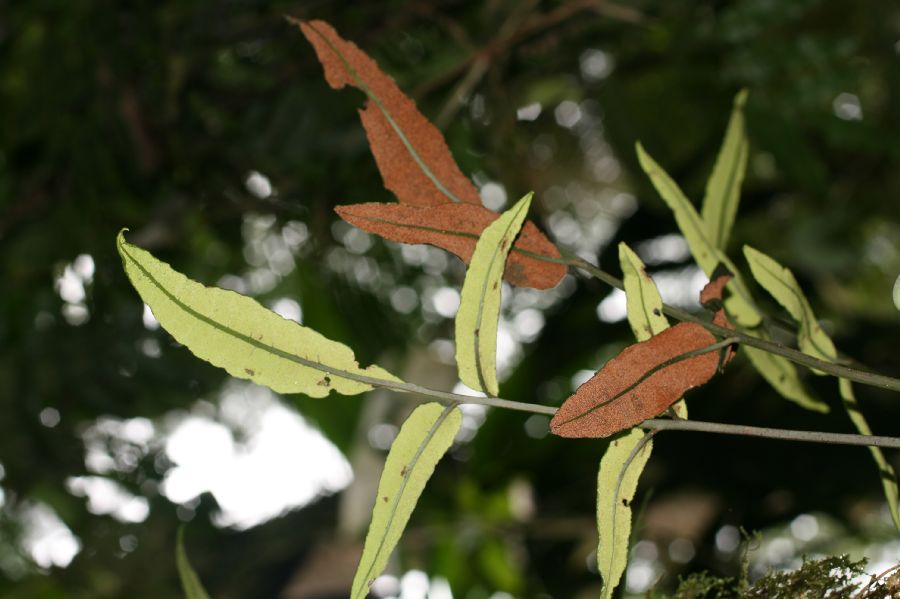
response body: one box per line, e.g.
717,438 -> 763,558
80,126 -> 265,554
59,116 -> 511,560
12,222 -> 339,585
299,355 -> 900,450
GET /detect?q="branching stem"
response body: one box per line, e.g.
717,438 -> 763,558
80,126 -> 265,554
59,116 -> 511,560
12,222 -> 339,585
552,252 -> 900,393
319,358 -> 900,450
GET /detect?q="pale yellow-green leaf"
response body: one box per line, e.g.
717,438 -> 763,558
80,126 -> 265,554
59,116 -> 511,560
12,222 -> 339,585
176,527 -> 210,599
743,342 -> 828,413
702,90 -> 749,250
597,428 -> 654,599
743,245 -> 837,370
455,194 -> 532,395
619,242 -> 668,341
839,379 -> 900,530
635,143 -> 760,327
117,231 -> 401,397
352,403 -> 462,599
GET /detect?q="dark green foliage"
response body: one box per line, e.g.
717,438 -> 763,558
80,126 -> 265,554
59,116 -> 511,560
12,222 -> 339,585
745,555 -> 865,599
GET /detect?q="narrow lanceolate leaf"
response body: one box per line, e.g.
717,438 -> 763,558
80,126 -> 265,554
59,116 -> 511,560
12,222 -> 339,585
597,429 -> 653,599
551,323 -> 724,438
635,142 -> 761,327
352,403 -> 462,599
455,194 -> 533,396
743,245 -> 898,528
839,379 -> 900,530
336,202 -> 565,289
294,19 -> 481,207
117,231 -> 400,397
701,90 -> 749,250
743,245 -> 837,369
619,242 -> 669,340
176,528 -> 210,599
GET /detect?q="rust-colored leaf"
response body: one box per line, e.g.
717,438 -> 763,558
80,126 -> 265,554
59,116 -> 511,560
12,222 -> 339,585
699,269 -> 732,311
336,203 -> 566,289
551,270 -> 740,438
294,18 -> 566,289
700,271 -> 736,362
550,323 -> 722,438
295,19 -> 481,208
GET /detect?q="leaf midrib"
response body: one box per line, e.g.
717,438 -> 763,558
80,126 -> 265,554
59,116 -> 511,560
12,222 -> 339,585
120,241 -> 381,390
555,336 -> 736,430
472,197 -> 531,394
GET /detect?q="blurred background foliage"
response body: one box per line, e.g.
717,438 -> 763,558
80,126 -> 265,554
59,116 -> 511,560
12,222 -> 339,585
2,0 -> 900,597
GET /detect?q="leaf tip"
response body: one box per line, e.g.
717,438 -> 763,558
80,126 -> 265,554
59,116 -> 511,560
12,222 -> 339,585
734,88 -> 749,108
634,142 -> 655,172
116,229 -> 132,257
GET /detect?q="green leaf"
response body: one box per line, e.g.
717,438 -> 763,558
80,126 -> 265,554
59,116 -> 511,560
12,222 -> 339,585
743,245 -> 837,369
619,242 -> 669,341
455,194 -> 533,395
176,527 -> 210,599
116,231 -> 401,397
701,90 -> 749,250
743,342 -> 828,413
597,428 -> 654,599
744,246 -> 898,528
352,403 -> 462,599
839,379 -> 900,530
635,143 -> 760,327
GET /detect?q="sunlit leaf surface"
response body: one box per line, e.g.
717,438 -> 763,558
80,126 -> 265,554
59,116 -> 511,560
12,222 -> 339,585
351,403 -> 461,599
455,194 -> 532,395
597,429 -> 653,599
117,231 -> 401,397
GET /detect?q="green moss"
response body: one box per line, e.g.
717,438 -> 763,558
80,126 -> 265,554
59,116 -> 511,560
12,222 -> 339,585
667,555 -> 873,599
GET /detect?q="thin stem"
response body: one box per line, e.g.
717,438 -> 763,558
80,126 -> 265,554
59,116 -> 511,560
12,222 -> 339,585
640,419 -> 900,449
321,358 -> 900,450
